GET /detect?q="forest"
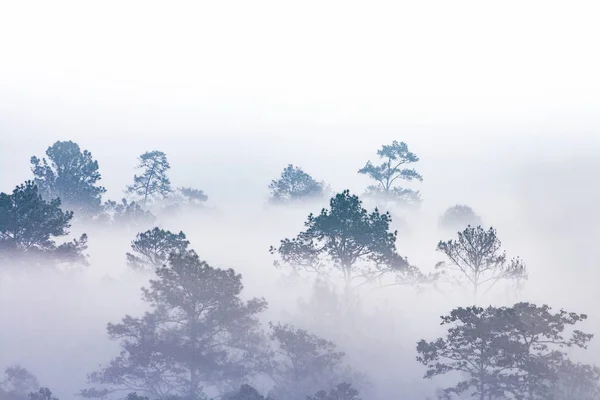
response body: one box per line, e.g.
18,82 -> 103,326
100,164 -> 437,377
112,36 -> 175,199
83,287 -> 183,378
1,138 -> 598,400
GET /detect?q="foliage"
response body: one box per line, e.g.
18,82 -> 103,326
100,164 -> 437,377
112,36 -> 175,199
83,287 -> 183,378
358,141 -> 422,207
268,165 -> 326,204
269,190 -> 424,289
223,384 -> 267,400
162,187 -> 209,216
28,388 -> 58,400
307,383 -> 362,400
267,323 -> 355,400
1,366 -> 39,397
436,225 -> 527,304
438,205 -> 482,231
126,228 -> 190,271
30,140 -> 106,216
126,151 -> 173,205
84,250 -> 268,399
0,181 -> 88,266
101,199 -> 156,229
416,302 -> 596,400
553,360 -> 600,400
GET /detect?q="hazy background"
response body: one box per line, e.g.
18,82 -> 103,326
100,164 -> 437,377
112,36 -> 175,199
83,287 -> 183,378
1,1 -> 600,399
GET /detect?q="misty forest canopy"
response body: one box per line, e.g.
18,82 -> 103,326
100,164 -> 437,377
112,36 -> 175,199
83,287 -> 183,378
270,189 -> 426,293
0,181 -> 88,266
4,136 -> 600,400
358,140 -> 423,208
268,164 -> 327,204
30,140 -> 106,216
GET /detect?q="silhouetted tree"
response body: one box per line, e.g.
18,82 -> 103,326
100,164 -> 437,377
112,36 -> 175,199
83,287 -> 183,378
438,204 -> 483,231
126,151 -> 172,205
269,190 -> 424,293
224,385 -> 267,400
0,181 -> 88,266
307,383 -> 362,400
126,227 -> 190,271
28,389 -> 58,400
162,187 -> 209,216
269,165 -> 326,204
30,140 -> 106,216
416,302 -> 595,400
101,198 -> 155,229
84,250 -> 268,399
268,323 -> 357,400
358,141 -> 422,207
436,225 -> 526,304
1,366 -> 39,397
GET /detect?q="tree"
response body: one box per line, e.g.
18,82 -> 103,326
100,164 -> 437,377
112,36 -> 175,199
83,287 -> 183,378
126,151 -> 172,205
307,383 -> 362,400
416,302 -> 596,400
0,181 -> 88,266
267,323 -> 357,400
435,225 -> 526,304
162,187 -> 209,216
553,360 -> 600,400
438,204 -> 483,231
224,385 -> 268,400
84,250 -> 268,399
268,165 -> 326,204
30,140 -> 106,216
358,141 -> 422,207
269,190 -> 424,294
1,366 -> 39,397
126,228 -> 190,271
28,389 -> 58,400
101,198 -> 156,229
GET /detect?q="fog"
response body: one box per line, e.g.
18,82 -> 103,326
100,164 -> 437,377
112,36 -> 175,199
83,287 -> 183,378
2,1 -> 600,399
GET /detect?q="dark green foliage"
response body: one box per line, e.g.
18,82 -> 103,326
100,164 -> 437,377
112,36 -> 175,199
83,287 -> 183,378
126,151 -> 173,205
307,383 -> 361,400
268,165 -> 325,204
358,140 -> 422,207
84,250 -> 268,399
436,225 -> 527,303
270,190 -> 422,288
416,302 -> 597,400
267,323 -> 358,400
438,205 -> 482,231
101,198 -> 156,228
28,388 -> 58,400
30,140 -> 106,216
126,228 -> 190,271
0,181 -> 88,266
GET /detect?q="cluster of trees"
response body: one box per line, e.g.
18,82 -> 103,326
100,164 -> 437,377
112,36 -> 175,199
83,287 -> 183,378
2,138 -> 598,399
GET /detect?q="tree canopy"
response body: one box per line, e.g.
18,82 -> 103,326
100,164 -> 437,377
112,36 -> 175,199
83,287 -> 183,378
358,141 -> 422,207
436,225 -> 527,304
438,204 -> 483,231
416,302 -> 598,400
270,190 -> 423,290
268,164 -> 326,204
0,181 -> 88,266
126,151 -> 173,205
30,140 -> 106,216
84,250 -> 268,399
126,227 -> 190,271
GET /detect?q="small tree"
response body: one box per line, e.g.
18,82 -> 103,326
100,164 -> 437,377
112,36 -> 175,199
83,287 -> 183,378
101,198 -> 156,229
268,323 -> 356,400
416,302 -> 595,400
269,190 -> 423,293
28,389 -> 58,400
0,181 -> 88,266
1,366 -> 39,396
268,165 -> 326,204
438,205 -> 482,231
126,227 -> 190,271
307,383 -> 362,400
84,250 -> 268,399
358,141 -> 422,207
436,225 -> 526,304
30,140 -> 106,216
126,151 -> 172,205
